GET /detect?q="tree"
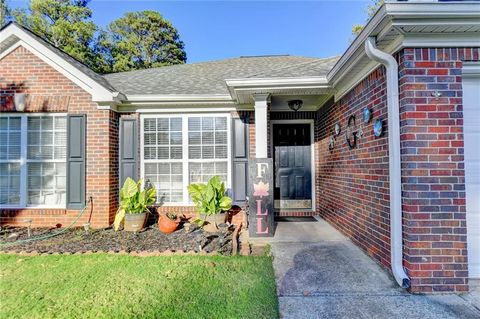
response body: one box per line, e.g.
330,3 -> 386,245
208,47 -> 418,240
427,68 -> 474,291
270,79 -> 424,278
12,0 -> 98,70
97,10 -> 186,73
1,0 -> 11,26
351,0 -> 384,39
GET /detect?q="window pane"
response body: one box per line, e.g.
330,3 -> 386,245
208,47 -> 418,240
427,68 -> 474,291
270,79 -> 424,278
170,118 -> 182,131
188,132 -> 201,145
144,119 -> 156,132
26,116 -> 67,207
157,118 -> 169,131
215,146 -> 228,159
145,163 -> 183,204
188,117 -> 201,131
142,117 -> 184,203
215,117 -> 227,130
27,117 -> 41,130
144,133 -> 156,146
143,118 -> 183,160
215,131 -> 227,144
27,162 -> 66,206
170,132 -> 182,145
157,132 -> 169,145
0,117 -> 21,160
143,116 -> 229,204
0,116 -> 22,205
202,117 -> 214,130
157,147 -> 169,159
0,163 -> 20,205
28,116 -> 66,161
202,146 -> 214,159
170,147 -> 182,159
202,132 -> 214,144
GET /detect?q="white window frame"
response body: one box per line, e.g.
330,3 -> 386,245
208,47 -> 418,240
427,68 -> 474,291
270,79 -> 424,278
0,113 -> 67,209
140,113 -> 232,205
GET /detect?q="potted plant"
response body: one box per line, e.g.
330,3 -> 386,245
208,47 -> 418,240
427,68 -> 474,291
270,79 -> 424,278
158,211 -> 180,234
187,176 -> 232,232
114,178 -> 156,232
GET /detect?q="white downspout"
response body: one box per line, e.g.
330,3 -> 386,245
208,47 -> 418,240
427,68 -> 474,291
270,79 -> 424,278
365,37 -> 411,288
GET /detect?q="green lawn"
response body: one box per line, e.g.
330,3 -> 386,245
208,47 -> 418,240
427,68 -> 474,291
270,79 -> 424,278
0,254 -> 278,319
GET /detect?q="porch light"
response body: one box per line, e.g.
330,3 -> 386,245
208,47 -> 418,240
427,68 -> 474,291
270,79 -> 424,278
14,93 -> 27,112
287,99 -> 303,112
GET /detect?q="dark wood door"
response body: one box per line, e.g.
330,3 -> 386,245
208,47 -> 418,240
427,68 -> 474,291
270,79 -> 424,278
272,124 -> 312,206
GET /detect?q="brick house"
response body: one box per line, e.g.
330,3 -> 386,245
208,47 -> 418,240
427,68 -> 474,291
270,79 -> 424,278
0,1 -> 479,293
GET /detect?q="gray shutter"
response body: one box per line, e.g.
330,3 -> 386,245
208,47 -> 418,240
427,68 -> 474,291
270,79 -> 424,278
119,118 -> 138,187
67,114 -> 86,209
232,117 -> 249,204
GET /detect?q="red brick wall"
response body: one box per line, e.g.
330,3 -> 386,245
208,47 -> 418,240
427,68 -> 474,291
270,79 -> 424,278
316,67 -> 392,268
0,46 -> 118,228
398,47 -> 479,293
316,47 -> 479,294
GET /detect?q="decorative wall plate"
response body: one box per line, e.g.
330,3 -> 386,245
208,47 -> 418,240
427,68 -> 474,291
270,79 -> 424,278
363,107 -> 372,124
329,136 -> 335,151
373,119 -> 384,137
334,123 -> 341,136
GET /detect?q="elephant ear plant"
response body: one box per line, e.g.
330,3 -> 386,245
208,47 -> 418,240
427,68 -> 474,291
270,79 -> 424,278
114,178 -> 157,231
187,176 -> 232,227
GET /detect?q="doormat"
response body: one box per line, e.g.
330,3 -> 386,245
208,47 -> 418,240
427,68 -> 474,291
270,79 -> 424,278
275,216 -> 317,222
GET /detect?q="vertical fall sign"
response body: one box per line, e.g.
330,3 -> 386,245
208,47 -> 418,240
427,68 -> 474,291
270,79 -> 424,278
249,158 -> 274,237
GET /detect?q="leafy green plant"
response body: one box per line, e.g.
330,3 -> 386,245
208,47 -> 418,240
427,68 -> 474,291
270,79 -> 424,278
114,178 -> 157,231
187,176 -> 232,227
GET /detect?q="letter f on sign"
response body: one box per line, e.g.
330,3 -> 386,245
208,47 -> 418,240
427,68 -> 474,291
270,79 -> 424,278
257,163 -> 268,178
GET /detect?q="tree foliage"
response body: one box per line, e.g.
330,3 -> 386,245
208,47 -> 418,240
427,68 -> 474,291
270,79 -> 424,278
1,0 -> 11,26
351,0 -> 384,39
7,2 -> 186,74
97,10 -> 187,73
12,0 -> 98,69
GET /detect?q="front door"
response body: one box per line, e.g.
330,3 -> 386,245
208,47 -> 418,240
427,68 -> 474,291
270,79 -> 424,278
272,123 -> 312,210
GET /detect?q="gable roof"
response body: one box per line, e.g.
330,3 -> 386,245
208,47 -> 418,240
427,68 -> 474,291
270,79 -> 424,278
103,55 -> 339,96
0,22 -> 119,101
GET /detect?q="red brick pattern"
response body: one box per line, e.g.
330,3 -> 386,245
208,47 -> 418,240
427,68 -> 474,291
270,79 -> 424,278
0,46 -> 118,228
316,68 -> 392,267
398,47 -> 479,293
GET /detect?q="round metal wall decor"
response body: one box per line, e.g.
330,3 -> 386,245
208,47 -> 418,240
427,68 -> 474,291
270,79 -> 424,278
363,107 -> 372,124
334,123 -> 341,136
373,119 -> 384,137
345,115 -> 357,149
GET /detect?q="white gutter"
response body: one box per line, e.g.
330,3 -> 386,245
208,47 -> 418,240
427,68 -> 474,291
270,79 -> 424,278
365,37 -> 410,289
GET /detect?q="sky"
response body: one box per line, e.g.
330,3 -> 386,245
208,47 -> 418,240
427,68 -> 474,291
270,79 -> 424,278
9,0 -> 372,63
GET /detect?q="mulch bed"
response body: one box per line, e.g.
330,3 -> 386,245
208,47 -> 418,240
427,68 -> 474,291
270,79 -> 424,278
0,224 -> 235,255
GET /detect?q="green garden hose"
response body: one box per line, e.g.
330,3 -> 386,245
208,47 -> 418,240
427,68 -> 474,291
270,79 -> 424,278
0,198 -> 92,247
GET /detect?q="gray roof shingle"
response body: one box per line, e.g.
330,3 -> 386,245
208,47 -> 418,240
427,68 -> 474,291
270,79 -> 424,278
4,22 -> 340,96
103,55 -> 339,95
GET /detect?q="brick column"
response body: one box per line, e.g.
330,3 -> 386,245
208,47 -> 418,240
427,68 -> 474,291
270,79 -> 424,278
398,48 -> 479,293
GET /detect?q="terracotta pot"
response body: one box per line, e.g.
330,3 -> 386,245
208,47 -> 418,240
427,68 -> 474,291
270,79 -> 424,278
124,213 -> 146,232
158,214 -> 180,234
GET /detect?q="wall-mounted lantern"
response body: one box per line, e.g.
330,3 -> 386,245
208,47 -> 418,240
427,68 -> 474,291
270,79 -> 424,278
287,99 -> 303,112
14,93 -> 27,112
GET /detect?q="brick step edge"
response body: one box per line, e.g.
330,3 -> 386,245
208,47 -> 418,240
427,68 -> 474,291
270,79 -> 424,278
0,249 -> 221,257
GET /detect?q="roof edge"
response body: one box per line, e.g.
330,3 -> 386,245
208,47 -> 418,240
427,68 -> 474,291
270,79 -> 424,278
0,22 -> 121,102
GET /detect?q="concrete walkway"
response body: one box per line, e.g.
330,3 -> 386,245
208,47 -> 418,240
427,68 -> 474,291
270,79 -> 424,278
252,217 -> 480,319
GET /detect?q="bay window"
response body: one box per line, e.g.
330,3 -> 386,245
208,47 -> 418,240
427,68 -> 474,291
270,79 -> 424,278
0,115 -> 67,208
142,114 -> 230,204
